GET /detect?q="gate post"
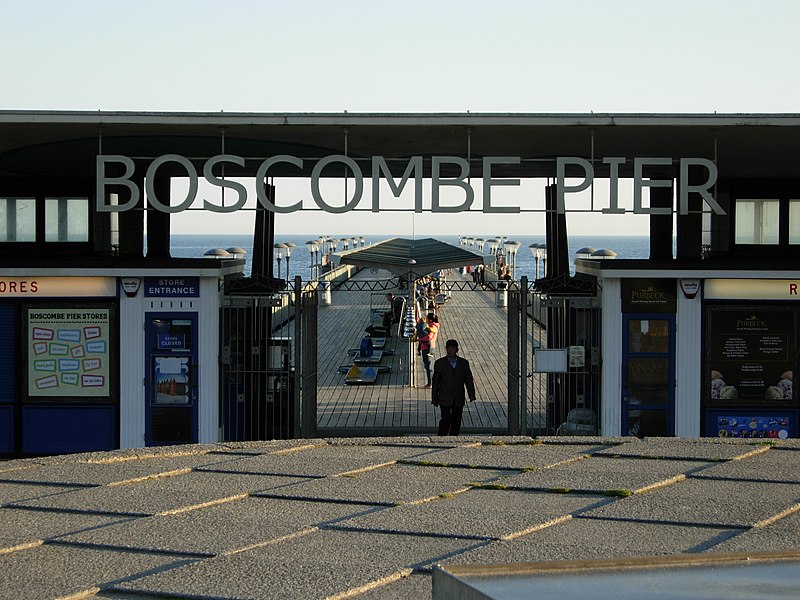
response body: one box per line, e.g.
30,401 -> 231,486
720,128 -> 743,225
520,276 -> 528,437
507,287 -> 521,435
293,276 -> 303,438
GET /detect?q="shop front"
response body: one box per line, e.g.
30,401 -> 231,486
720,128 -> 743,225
703,279 -> 798,440
0,270 -> 232,457
0,276 -> 118,455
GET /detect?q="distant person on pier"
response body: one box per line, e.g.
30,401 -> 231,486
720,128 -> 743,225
431,339 -> 476,435
381,293 -> 405,330
417,313 -> 440,388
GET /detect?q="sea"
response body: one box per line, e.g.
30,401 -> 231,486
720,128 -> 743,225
170,234 -> 656,280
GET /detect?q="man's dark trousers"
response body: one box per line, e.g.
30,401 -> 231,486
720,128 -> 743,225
437,405 -> 464,436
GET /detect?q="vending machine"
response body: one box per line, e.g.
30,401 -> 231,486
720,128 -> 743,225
145,313 -> 198,445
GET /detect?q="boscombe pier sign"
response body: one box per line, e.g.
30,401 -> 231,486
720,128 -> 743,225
96,154 -> 726,216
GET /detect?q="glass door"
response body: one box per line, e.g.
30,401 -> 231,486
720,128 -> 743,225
622,314 -> 675,437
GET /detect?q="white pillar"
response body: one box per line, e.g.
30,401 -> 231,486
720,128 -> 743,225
600,278 -> 622,436
675,282 -> 703,437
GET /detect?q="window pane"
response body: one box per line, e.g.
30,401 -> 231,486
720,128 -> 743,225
790,200 -> 800,244
735,199 -> 779,245
628,319 -> 669,353
627,358 -> 670,404
627,408 -> 668,437
45,198 -> 89,242
0,198 -> 36,242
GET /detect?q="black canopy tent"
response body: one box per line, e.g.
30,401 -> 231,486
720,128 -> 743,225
333,237 -> 487,280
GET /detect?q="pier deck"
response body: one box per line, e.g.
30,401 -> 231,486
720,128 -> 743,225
311,269 -> 544,435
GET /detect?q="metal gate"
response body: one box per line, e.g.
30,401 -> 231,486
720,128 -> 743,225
219,279 -> 317,441
508,278 -> 602,436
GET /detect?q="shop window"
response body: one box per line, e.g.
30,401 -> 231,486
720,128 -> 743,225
790,200 -> 800,244
45,198 -> 89,242
0,198 -> 36,242
734,199 -> 779,245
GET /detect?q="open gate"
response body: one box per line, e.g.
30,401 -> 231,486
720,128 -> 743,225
508,279 -> 601,436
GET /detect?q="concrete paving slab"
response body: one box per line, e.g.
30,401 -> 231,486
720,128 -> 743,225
0,454 -> 243,486
582,477 -> 800,527
212,439 -> 326,454
0,542 -> 197,600
535,436 -> 632,446
499,455 -> 706,493
440,517 -> 741,566
710,510 -> 800,554
354,571 -> 433,599
256,463 -> 514,505
403,442 -> 608,471
0,507 -> 131,551
331,488 -> 612,540
30,444 -> 222,465
59,496 -> 380,556
592,437 -> 771,461
0,457 -> 48,474
111,529 -> 484,600
12,471 -> 308,516
326,436 -> 532,447
0,480 -> 85,505
196,443 -> 441,477
691,446 -> 800,483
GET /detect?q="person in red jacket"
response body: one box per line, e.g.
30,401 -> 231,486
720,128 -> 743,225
431,339 -> 476,435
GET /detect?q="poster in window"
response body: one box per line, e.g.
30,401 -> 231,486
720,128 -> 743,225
28,308 -> 110,397
707,309 -> 794,406
153,356 -> 191,405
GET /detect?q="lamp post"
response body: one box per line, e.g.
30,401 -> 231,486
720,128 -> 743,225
284,242 -> 295,281
528,243 -> 540,279
505,240 -> 521,279
529,243 -> 548,279
305,240 -> 319,279
274,243 -> 286,279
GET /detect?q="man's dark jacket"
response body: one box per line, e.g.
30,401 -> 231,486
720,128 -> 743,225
431,356 -> 476,407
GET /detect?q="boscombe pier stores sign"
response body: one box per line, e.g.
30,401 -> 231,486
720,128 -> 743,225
96,154 -> 725,216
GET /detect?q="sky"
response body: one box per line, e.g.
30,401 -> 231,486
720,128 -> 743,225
3,0 -> 799,236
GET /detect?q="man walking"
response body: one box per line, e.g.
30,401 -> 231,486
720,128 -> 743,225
431,339 -> 476,435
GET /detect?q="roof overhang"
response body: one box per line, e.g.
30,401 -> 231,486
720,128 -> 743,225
2,111 -> 800,179
334,237 -> 486,279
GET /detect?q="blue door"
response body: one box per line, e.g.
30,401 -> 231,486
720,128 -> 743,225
622,314 -> 675,437
144,313 -> 198,445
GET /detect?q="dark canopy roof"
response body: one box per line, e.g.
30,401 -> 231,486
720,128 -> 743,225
2,111 -> 800,179
334,237 -> 487,279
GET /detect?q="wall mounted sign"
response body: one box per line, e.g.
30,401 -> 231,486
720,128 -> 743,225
705,279 -> 800,300
27,308 -> 111,397
144,277 -> 200,298
1,277 -> 116,298
707,308 -> 794,405
97,154 -> 724,216
622,279 -> 676,313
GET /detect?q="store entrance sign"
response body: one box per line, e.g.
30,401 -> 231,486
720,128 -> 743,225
144,277 -> 200,298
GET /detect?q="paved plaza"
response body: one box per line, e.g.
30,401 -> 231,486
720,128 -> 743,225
1,436 -> 799,599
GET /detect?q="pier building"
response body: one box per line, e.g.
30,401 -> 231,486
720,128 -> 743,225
1,111 -> 799,455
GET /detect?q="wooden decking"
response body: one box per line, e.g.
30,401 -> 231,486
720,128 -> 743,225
312,269 -> 544,435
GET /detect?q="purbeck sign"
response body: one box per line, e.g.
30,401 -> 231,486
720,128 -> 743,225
96,154 -> 725,216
